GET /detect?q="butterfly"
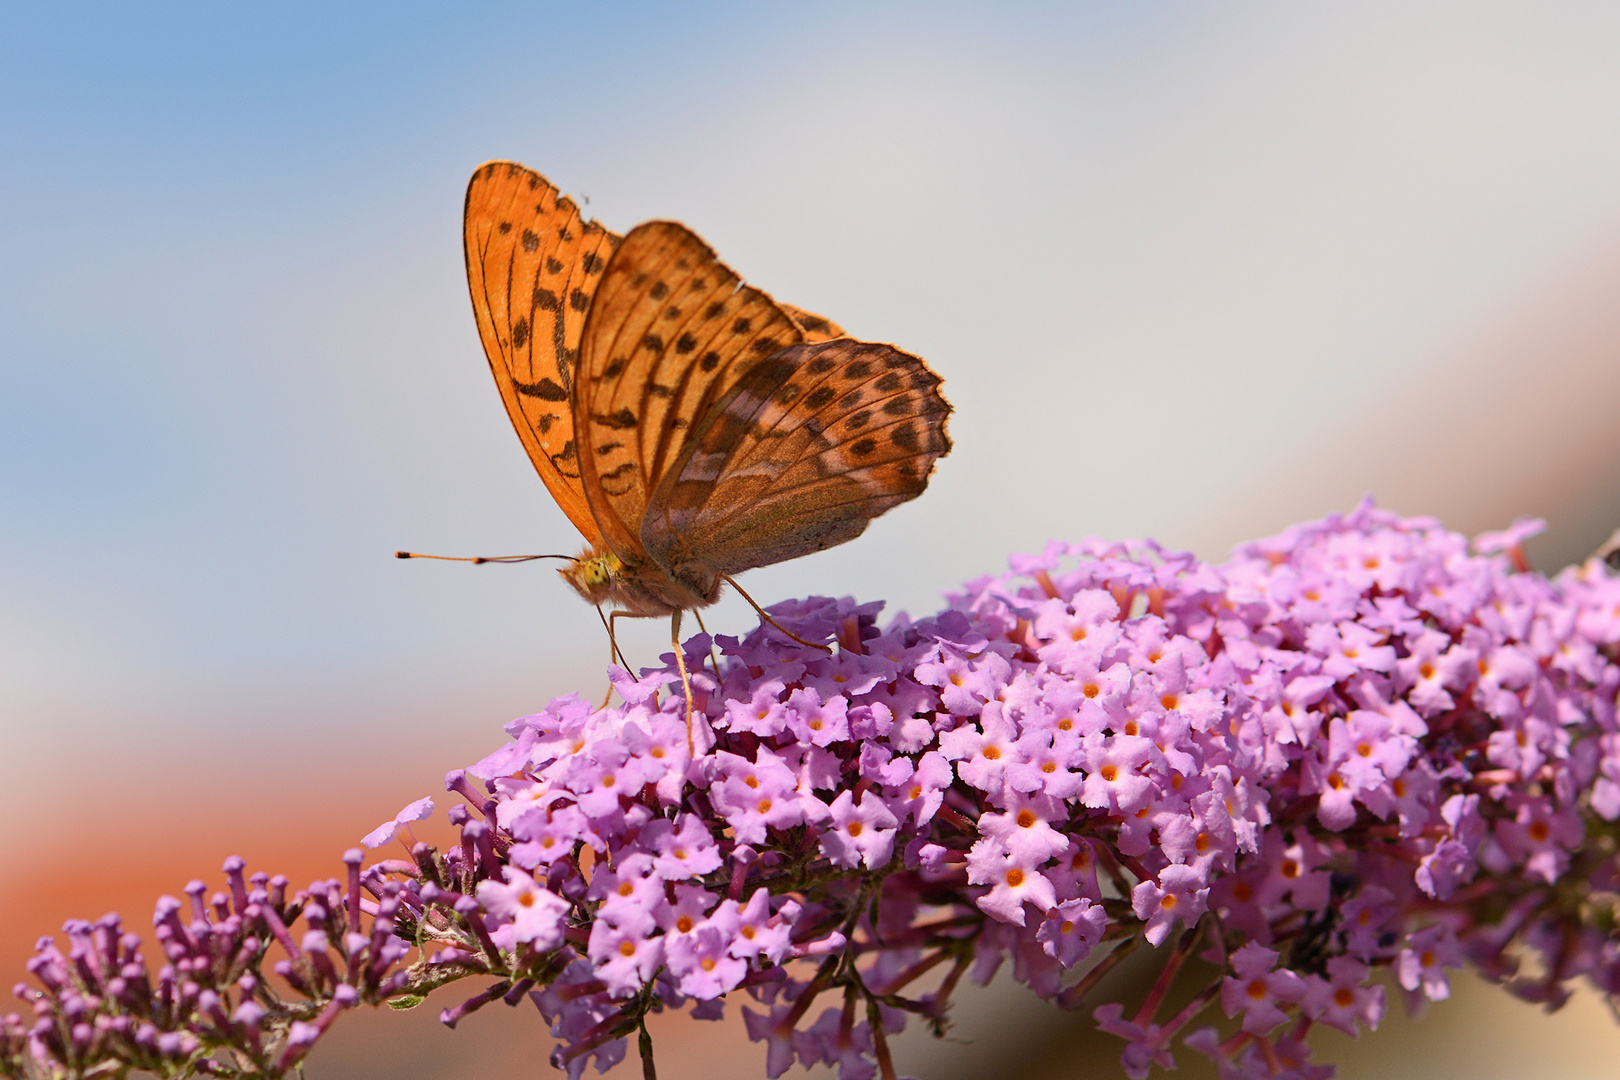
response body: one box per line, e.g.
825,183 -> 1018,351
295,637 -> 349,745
460,161 -> 951,729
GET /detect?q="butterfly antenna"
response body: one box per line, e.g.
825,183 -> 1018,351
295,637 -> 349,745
720,574 -> 833,652
394,552 -> 577,564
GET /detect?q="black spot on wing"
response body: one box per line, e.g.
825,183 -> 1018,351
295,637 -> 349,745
676,333 -> 698,354
850,438 -> 878,457
512,317 -> 530,348
845,360 -> 872,379
875,372 -> 902,393
749,357 -> 797,386
594,408 -> 639,430
514,377 -> 568,401
570,289 -> 590,312
700,351 -> 721,372
582,252 -> 605,274
534,288 -> 560,311
807,357 -> 836,375
650,281 -> 670,300
804,386 -> 837,409
545,256 -> 564,274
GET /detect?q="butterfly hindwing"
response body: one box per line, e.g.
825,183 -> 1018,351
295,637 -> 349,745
464,161 -> 620,546
643,338 -> 952,576
574,221 -> 806,561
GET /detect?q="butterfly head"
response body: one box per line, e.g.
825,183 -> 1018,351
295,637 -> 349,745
560,547 -> 624,606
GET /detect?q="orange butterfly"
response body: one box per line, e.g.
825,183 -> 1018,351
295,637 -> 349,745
459,161 -> 951,728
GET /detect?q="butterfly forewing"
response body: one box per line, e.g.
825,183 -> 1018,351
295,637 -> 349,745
779,303 -> 844,343
464,161 -> 620,545
643,338 -> 952,576
574,221 -> 805,561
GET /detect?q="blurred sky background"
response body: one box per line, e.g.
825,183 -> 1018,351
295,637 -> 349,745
6,3 -> 1620,1078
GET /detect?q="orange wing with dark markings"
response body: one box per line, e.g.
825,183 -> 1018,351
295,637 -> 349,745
779,303 -> 844,343
572,221 -> 808,561
464,160 -> 937,581
643,338 -> 952,576
464,161 -> 620,545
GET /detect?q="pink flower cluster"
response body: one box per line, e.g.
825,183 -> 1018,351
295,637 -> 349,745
5,854 -> 418,1078
428,499 -> 1620,1078
10,500 -> 1620,1080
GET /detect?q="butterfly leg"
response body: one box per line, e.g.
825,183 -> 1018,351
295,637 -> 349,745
597,608 -> 635,709
598,607 -> 633,670
720,574 -> 833,652
690,608 -> 723,684
671,610 -> 696,756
